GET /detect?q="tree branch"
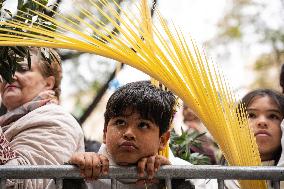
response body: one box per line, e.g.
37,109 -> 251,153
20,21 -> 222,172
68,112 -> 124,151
60,51 -> 84,61
78,64 -> 124,125
151,0 -> 158,17
44,0 -> 62,17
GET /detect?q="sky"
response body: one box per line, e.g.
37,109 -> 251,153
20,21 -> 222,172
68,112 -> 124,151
158,0 -> 226,42
115,0 -> 252,97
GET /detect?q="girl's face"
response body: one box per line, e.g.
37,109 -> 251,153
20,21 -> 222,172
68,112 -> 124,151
248,95 -> 283,161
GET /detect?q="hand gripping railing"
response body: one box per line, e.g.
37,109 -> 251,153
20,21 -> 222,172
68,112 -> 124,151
1,165 -> 284,189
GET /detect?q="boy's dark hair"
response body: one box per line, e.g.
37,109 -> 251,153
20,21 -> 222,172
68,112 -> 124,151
104,81 -> 177,135
240,89 -> 284,115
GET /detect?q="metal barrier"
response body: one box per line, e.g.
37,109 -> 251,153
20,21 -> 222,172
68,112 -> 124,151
1,165 -> 284,189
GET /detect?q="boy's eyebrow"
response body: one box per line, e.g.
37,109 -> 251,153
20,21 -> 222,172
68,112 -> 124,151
139,118 -> 154,123
114,115 -> 154,122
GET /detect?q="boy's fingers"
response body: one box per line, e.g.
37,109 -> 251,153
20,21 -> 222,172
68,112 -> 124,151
159,155 -> 171,165
84,153 -> 94,178
69,152 -> 85,169
99,154 -> 109,175
68,152 -> 107,180
91,154 -> 103,180
146,156 -> 155,179
137,157 -> 147,177
154,156 -> 161,173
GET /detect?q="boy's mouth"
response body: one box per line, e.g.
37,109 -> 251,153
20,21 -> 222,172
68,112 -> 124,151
119,141 -> 138,151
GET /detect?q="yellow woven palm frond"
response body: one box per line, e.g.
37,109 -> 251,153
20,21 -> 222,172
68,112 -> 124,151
140,0 -> 170,158
0,0 -> 266,188
139,0 -> 169,157
140,0 -> 162,88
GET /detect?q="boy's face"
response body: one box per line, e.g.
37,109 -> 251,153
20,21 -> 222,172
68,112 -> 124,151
103,110 -> 169,165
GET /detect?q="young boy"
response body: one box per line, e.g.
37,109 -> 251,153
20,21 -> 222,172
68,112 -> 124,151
69,81 -> 195,188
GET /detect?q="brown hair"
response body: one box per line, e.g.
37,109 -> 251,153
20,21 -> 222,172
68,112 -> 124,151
30,47 -> 62,99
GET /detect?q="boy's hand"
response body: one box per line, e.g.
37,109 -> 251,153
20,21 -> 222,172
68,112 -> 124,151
69,152 -> 109,181
137,155 -> 171,180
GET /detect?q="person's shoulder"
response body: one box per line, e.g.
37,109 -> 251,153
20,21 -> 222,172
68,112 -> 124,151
35,103 -> 69,114
24,104 -> 81,131
32,104 -> 75,120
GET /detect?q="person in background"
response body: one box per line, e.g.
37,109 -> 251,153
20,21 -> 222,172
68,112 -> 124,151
211,89 -> 284,189
244,89 -> 283,165
183,104 -> 219,164
0,47 -> 84,189
85,139 -> 101,153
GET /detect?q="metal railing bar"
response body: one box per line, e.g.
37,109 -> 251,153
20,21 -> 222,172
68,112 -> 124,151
273,180 -> 280,189
0,165 -> 80,179
154,165 -> 284,180
0,179 -> 5,189
55,178 -> 63,189
217,179 -> 224,189
165,178 -> 172,189
111,178 -> 117,189
1,165 -> 284,180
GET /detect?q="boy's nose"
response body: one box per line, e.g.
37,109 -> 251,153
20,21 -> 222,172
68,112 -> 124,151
123,129 -> 136,140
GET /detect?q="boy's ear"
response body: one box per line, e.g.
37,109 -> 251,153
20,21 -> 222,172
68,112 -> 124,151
103,131 -> 107,144
159,131 -> 170,151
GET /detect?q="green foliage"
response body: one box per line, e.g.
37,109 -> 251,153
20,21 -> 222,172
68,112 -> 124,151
170,128 -> 210,165
251,52 -> 284,89
254,54 -> 273,70
208,0 -> 284,89
0,0 -> 57,83
223,26 -> 242,39
0,46 -> 30,83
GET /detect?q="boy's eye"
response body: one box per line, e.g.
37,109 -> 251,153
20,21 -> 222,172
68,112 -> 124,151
248,112 -> 256,119
114,119 -> 126,126
138,122 -> 150,129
